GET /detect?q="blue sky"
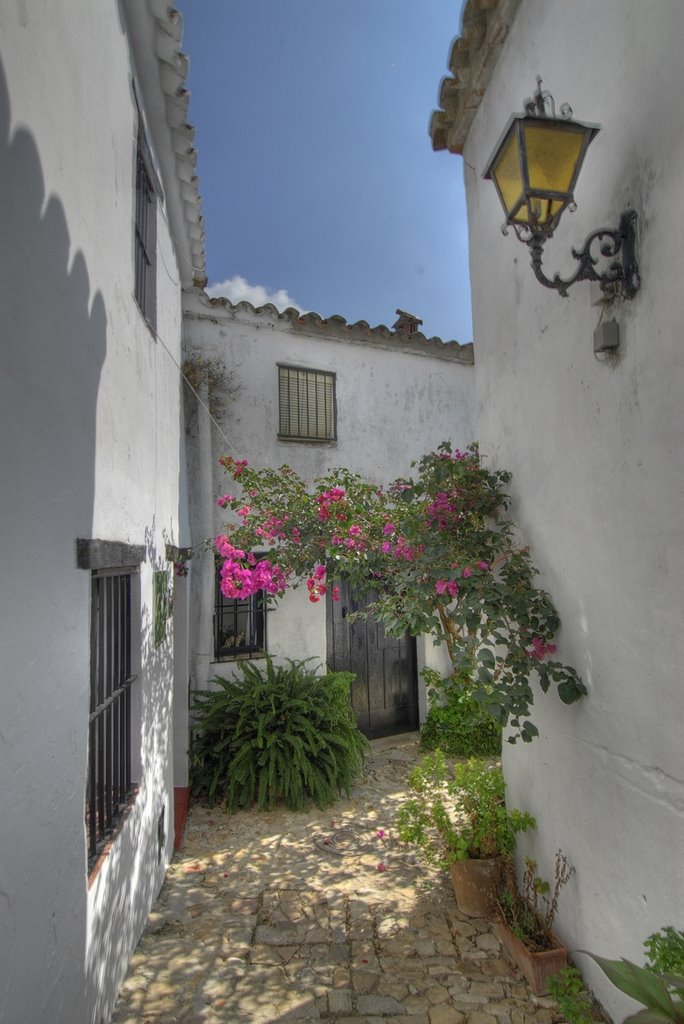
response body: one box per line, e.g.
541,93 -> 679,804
178,1 -> 471,343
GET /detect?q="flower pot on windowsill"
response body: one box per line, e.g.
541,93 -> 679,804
493,918 -> 568,995
450,856 -> 503,918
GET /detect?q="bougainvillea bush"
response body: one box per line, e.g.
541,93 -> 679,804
214,443 -> 586,742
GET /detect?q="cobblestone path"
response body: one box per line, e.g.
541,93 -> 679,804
112,734 -> 561,1024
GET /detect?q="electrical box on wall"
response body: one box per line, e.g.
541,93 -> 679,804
594,320 -> 620,353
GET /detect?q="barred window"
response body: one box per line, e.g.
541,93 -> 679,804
278,365 -> 336,442
134,134 -> 157,329
86,568 -> 137,869
214,570 -> 266,660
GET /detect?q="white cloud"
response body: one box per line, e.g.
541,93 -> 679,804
205,275 -> 306,313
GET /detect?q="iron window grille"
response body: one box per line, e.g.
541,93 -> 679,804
278,365 -> 336,442
134,134 -> 157,329
214,568 -> 266,660
86,568 -> 137,869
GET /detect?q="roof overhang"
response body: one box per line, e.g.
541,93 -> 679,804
429,0 -> 522,156
122,0 -> 206,287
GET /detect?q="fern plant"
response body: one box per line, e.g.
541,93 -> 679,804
190,657 -> 368,812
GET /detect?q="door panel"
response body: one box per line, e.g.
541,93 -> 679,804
326,581 -> 418,739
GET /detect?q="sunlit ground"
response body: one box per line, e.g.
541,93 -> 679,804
112,735 -> 553,1024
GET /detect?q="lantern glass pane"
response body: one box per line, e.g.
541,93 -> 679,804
517,197 -> 565,228
524,123 -> 586,194
492,128 -> 523,218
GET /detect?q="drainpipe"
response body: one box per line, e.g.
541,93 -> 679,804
193,375 -> 215,691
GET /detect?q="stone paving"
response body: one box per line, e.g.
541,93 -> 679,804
112,734 -> 562,1024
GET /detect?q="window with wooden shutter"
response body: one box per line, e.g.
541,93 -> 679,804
278,365 -> 336,442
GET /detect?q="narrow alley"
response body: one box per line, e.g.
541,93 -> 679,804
113,736 -> 561,1024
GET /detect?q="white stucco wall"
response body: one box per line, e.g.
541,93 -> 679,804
0,3 -> 190,1022
183,290 -> 474,698
458,1 -> 684,1015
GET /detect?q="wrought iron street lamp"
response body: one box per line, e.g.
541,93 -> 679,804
483,77 -> 640,299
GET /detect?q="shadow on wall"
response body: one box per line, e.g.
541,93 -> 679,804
0,49 -> 107,1023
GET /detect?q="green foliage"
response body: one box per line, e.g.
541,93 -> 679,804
547,967 -> 597,1024
396,752 -> 535,868
420,668 -> 501,757
582,952 -> 684,1024
153,569 -> 171,647
644,929 -> 684,981
217,442 -> 586,743
190,656 -> 368,812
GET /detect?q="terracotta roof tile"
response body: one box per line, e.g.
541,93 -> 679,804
429,0 -> 521,156
152,4 -> 206,282
193,292 -> 474,365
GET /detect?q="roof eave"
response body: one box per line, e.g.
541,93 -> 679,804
185,290 -> 474,366
123,0 -> 206,287
429,0 -> 522,156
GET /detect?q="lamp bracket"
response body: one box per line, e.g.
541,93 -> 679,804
524,76 -> 573,121
521,209 -> 640,299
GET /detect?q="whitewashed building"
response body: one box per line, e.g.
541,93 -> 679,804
430,0 -> 684,1015
183,292 -> 475,736
0,2 -> 203,1021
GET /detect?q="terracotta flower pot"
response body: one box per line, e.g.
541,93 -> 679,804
493,919 -> 568,995
450,856 -> 503,917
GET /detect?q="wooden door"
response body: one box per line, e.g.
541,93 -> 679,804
326,581 -> 418,739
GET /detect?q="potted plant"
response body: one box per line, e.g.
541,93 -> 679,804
397,752 -> 535,917
494,850 -> 574,994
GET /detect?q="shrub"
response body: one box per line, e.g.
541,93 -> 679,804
644,927 -> 684,979
397,752 -> 535,867
420,669 -> 501,757
190,656 -> 368,812
547,967 -> 597,1024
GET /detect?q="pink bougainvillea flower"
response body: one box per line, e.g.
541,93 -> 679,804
314,563 -> 327,580
382,522 -> 396,536
348,524 -> 362,537
380,541 -> 392,554
215,535 -> 245,560
332,586 -> 341,601
477,561 -> 489,571
216,494 -> 234,508
236,505 -> 252,518
529,636 -> 558,662
376,829 -> 385,839
223,458 -> 249,478
376,862 -> 386,872
446,581 -> 459,598
462,566 -> 473,578
435,579 -> 447,594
